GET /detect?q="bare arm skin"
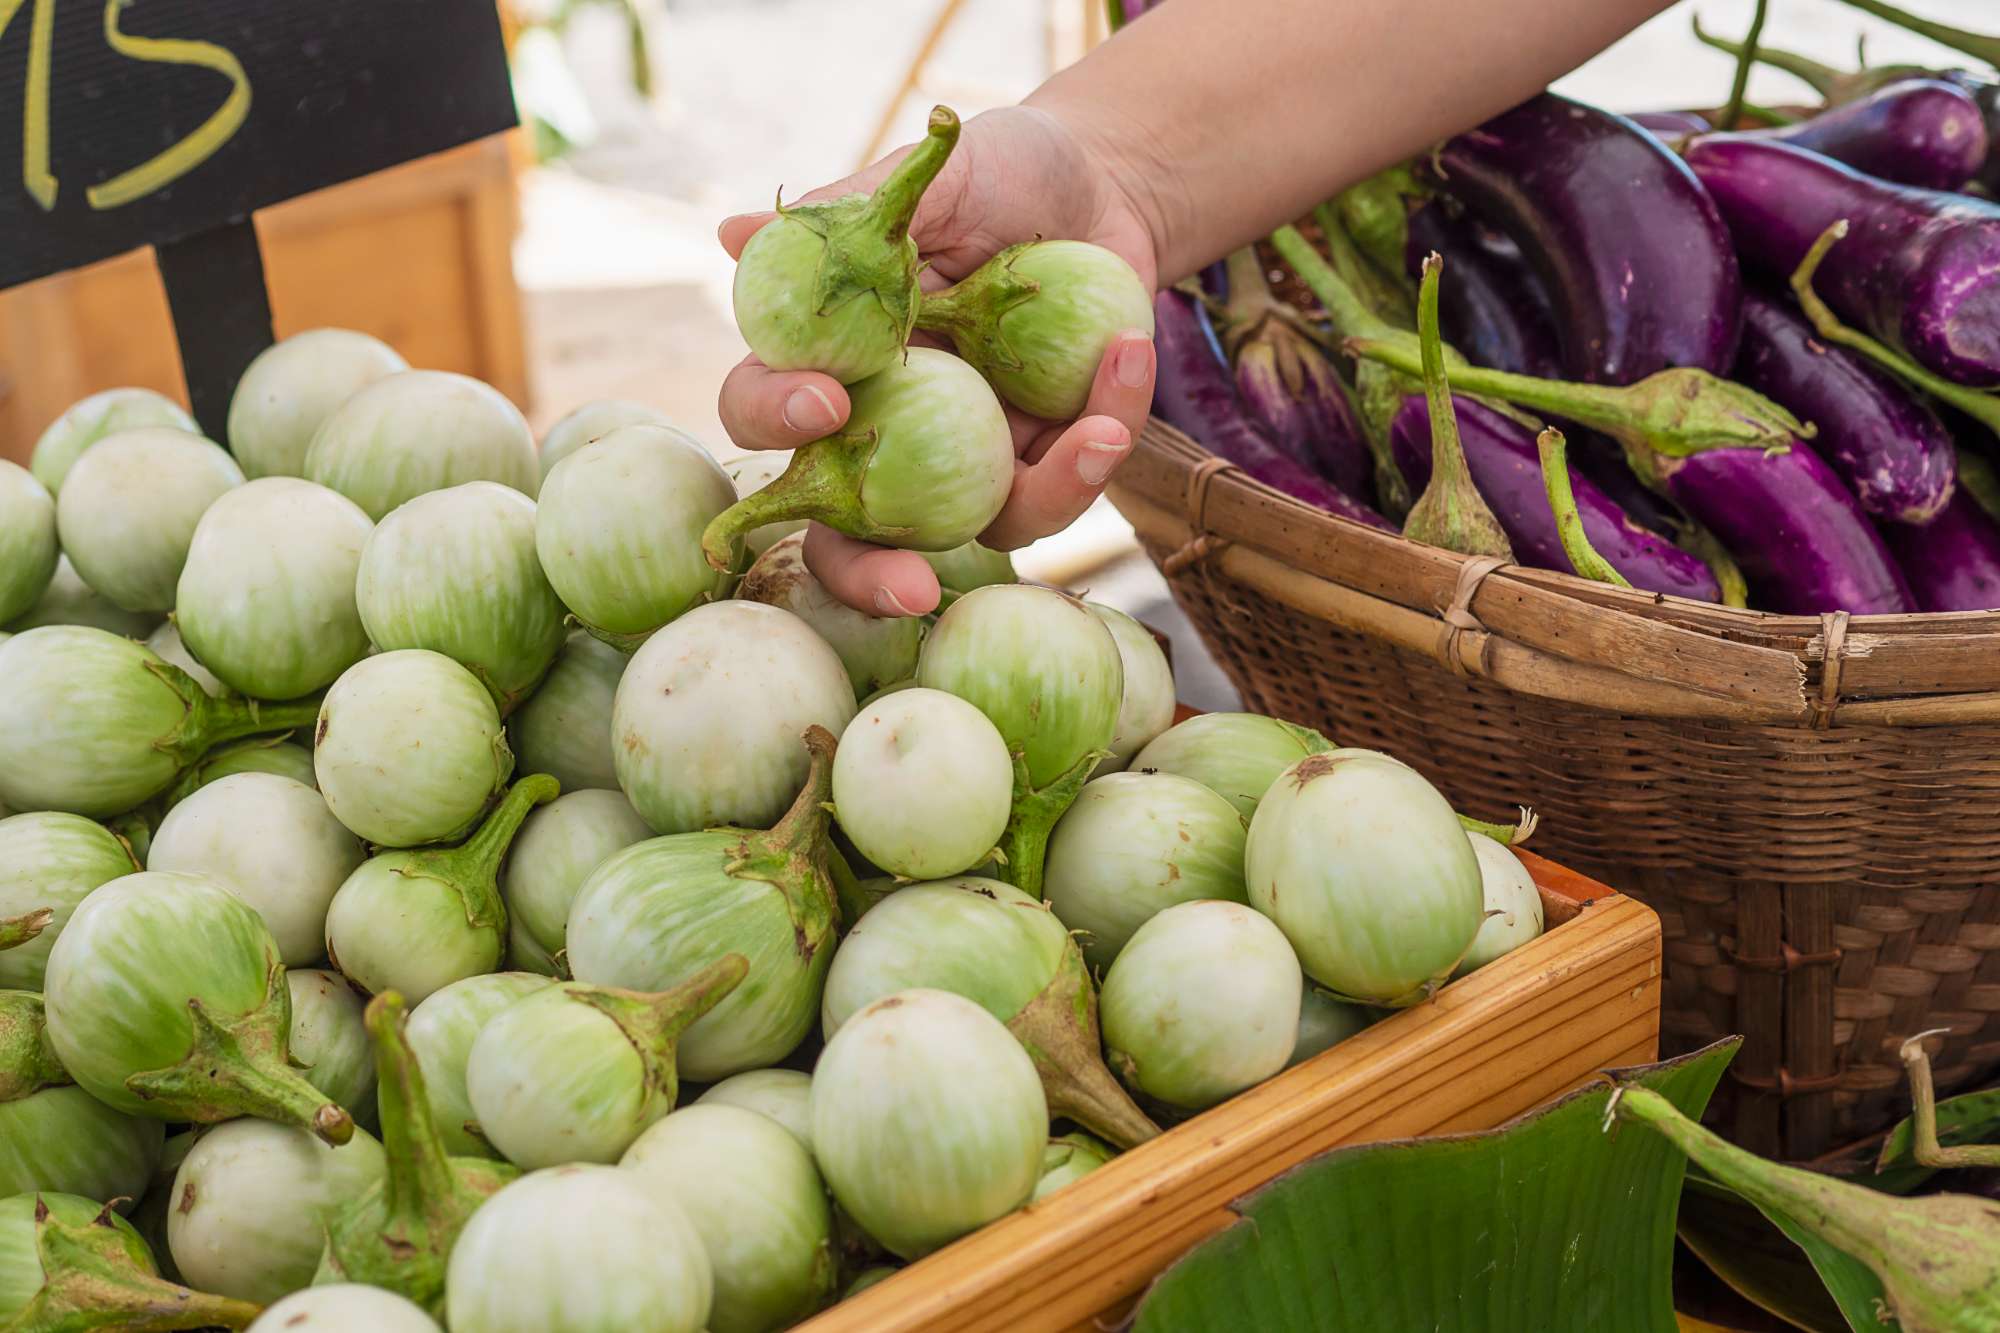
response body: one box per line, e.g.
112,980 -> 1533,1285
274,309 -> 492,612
718,0 -> 1675,614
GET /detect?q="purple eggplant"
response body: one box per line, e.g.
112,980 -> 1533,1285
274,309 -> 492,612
1417,93 -> 1743,385
1684,135 -> 2000,389
1403,204 -> 1564,379
1151,289 -> 1392,531
1745,80 -> 1990,192
1654,441 -> 1915,614
1735,291 -> 1956,523
1883,489 -> 2000,612
1391,395 -> 1721,601
1631,110 -> 1715,137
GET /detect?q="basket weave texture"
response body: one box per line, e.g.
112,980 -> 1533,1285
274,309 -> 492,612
1113,419 -> 2000,1160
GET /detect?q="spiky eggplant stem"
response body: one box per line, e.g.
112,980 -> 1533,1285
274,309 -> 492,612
13,1198 -> 261,1331
701,432 -> 910,573
1007,942 -> 1160,1149
1401,254 -> 1513,560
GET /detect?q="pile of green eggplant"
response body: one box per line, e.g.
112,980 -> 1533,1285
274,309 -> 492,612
0,106 -> 1550,1332
1156,0 -> 2000,616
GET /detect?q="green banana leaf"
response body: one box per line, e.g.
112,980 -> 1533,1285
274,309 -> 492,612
1130,1038 -> 1739,1332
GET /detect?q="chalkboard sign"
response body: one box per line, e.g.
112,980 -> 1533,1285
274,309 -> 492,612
0,0 -> 518,435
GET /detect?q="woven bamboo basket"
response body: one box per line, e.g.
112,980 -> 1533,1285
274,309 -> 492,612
1109,418 -> 2000,1161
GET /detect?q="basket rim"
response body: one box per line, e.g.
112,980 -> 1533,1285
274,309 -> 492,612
1112,418 -> 2000,727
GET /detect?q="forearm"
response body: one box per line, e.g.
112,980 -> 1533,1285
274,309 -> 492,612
1027,0 -> 1673,282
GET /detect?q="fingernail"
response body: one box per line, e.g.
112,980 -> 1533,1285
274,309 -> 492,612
783,385 -> 839,435
718,214 -> 753,241
1114,334 -> 1154,389
874,586 -> 916,617
1075,438 -> 1130,487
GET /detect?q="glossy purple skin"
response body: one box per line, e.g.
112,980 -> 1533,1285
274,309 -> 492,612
1233,328 -> 1374,500
1390,396 -> 1721,602
1657,443 -> 1915,614
1736,291 -> 1956,523
1630,110 -> 1713,137
1883,490 -> 2000,612
1152,289 -> 1393,531
1567,433 -> 1685,536
1684,135 -> 2000,389
1404,204 -> 1564,379
1418,93 -> 1744,385
1752,80 -> 1989,192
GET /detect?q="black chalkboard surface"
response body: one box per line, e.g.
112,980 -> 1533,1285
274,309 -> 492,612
0,0 -> 518,436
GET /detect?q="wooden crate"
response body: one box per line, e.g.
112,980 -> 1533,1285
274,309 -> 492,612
0,136 -> 526,464
803,850 -> 1662,1333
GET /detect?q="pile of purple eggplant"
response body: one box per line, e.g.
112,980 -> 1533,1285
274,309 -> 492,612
1152,4 -> 2000,617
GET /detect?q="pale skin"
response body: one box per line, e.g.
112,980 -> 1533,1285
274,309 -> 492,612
719,0 -> 1675,614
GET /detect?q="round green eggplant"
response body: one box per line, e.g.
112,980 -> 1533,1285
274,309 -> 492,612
738,531 -> 924,698
0,811 -> 138,990
537,398 -> 668,479
695,1069 -> 813,1154
1456,831 -> 1547,975
1289,988 -> 1375,1068
288,968 -> 377,1123
1032,1131 -> 1114,1201
175,477 -> 374,700
1100,900 -> 1301,1110
1130,712 -> 1333,819
314,648 -> 514,848
723,451 -> 807,559
612,601 -> 855,835
145,622 -> 223,697
0,1191 -> 259,1330
165,736 -> 318,804
505,632 -> 625,795
568,727 -> 842,1081
228,328 -> 408,480
916,239 -> 1153,420
405,972 -> 555,1159
149,773 -> 364,967
357,481 -> 565,710
1,987 -> 164,1203
0,460 -> 57,625
731,107 -> 958,383
0,627 -> 321,817
701,347 -> 1013,566
809,989 -> 1046,1260
42,870 -> 353,1141
830,687 -> 1010,879
4,555 -> 160,638
621,1103 -> 837,1333
29,386 -> 197,494
1085,603 -> 1175,773
303,369 -> 537,520
249,1284 -> 442,1332
56,427 -> 243,612
919,540 -> 1016,601
1244,749 -> 1483,1005
499,788 -> 652,977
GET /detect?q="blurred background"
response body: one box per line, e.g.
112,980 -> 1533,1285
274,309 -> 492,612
0,0 -> 1988,706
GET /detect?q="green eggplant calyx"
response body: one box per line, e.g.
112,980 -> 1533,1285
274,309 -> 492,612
123,959 -> 352,1144
0,990 -> 71,1100
148,657 -> 323,770
1352,361 -> 1416,522
1007,941 -> 1161,1150
1277,720 -> 1336,757
0,906 -> 53,953
16,1198 -> 262,1332
389,774 -> 562,939
701,428 -> 914,572
1401,253 -> 1514,560
725,725 -> 843,949
993,746 -> 1105,902
1333,164 -> 1427,279
915,241 -> 1045,375
1457,808 -> 1539,847
567,955 -> 749,1109
1313,203 -> 1418,330
1536,427 -> 1629,588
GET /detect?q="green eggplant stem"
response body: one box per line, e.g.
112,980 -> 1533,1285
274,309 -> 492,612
993,747 -> 1103,901
19,1198 -> 261,1332
1958,448 -> 2000,524
825,843 -> 876,932
1900,1029 -> 2000,1169
1458,807 -> 1538,846
1008,942 -> 1161,1149
447,773 -> 561,886
1692,13 -> 1845,97
862,106 -> 959,253
1314,203 -> 1416,329
569,955 -> 749,1108
1719,0 -> 1771,132
0,906 -> 52,952
364,991 -> 462,1224
1334,165 -> 1425,281
724,725 -> 842,945
912,241 -> 1043,374
1269,224 -> 1403,344
1401,253 -> 1513,560
1537,427 -> 1630,588
1792,219 -> 2000,437
150,658 -> 323,770
1832,0 -> 2000,70
701,430 -> 907,573
1672,518 -> 1752,609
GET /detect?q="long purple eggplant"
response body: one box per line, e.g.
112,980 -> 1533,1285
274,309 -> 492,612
1391,396 -> 1721,601
1151,289 -> 1392,531
1417,93 -> 1743,385
1684,135 -> 2000,389
1403,204 -> 1564,379
1744,80 -> 1990,192
1654,442 -> 1915,614
1735,291 -> 1956,522
1883,489 -> 2000,612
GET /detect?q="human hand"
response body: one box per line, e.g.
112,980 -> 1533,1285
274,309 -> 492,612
717,105 -> 1159,616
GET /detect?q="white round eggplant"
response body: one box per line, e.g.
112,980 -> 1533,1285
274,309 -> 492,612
145,622 -> 224,697
695,1068 -> 813,1153
29,386 -> 197,494
249,1284 -> 442,1332
148,773 -> 365,967
0,811 -> 138,990
1042,771 -> 1248,970
1130,712 -> 1333,819
1085,603 -> 1175,773
405,971 -> 555,1159
621,1104 -> 836,1333
287,968 -> 376,1122
0,460 -> 57,626
356,481 -> 566,709
612,601 -> 855,835
304,369 -> 537,519
738,532 -> 924,698
506,631 -> 626,794
830,688 -> 1010,880
499,788 -> 653,976
228,328 -> 409,480
444,1164 -> 713,1333
538,398 -> 669,478
1244,749 -> 1483,1005
1290,989 -> 1375,1068
314,649 -> 514,847
723,451 -> 807,558
4,555 -> 160,638
1100,900 -> 1301,1110
1456,831 -> 1547,975
809,989 -> 1046,1260
56,427 -> 243,612
175,477 -> 373,700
